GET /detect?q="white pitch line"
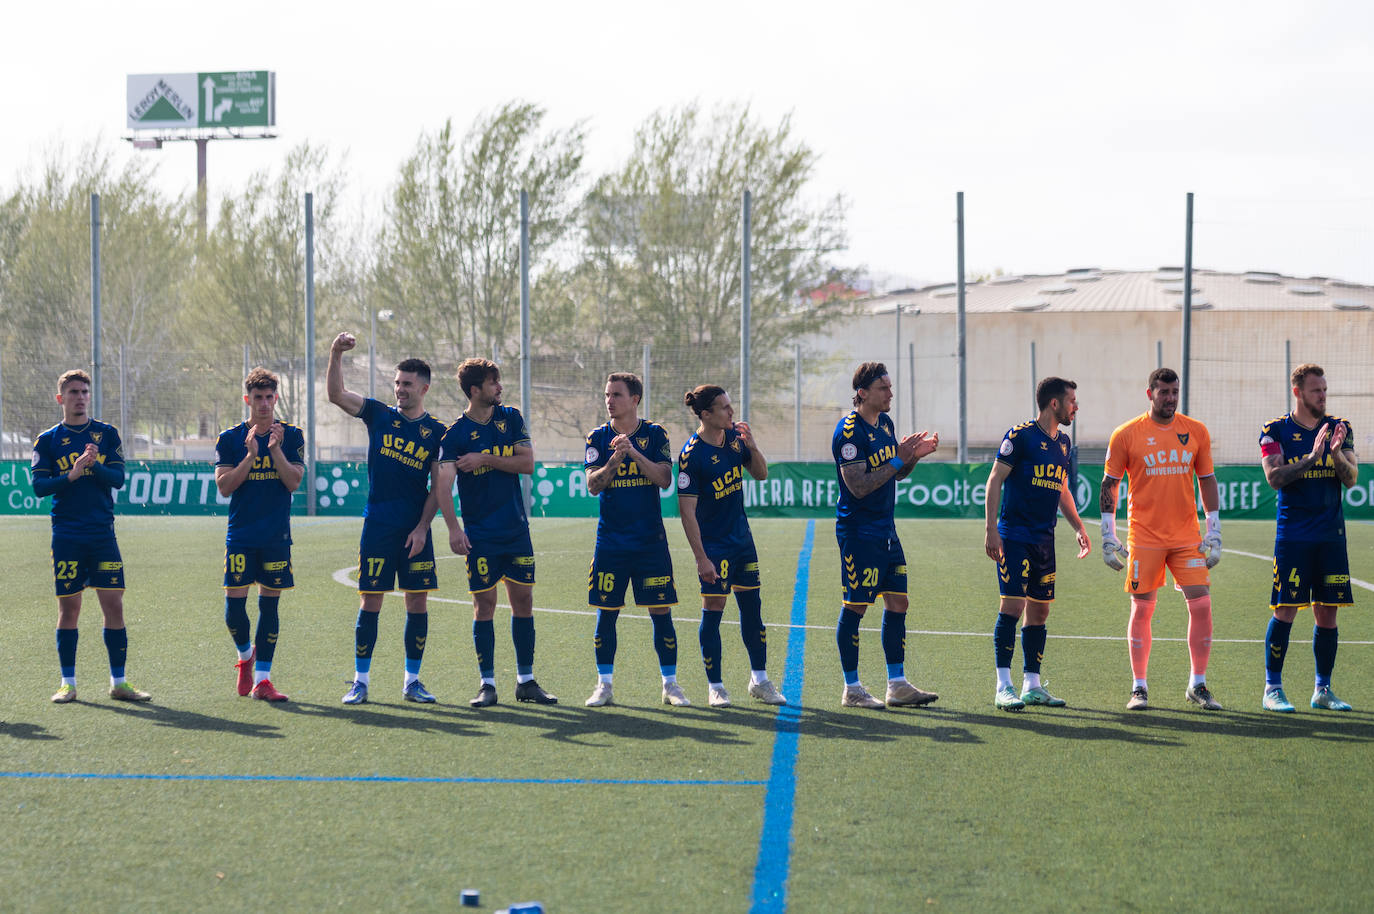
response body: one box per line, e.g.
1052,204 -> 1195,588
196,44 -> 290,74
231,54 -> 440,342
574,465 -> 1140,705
331,553 -> 1374,646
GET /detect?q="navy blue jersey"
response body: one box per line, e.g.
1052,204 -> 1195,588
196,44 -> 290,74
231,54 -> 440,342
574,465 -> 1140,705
31,420 -> 125,537
439,405 -> 532,550
585,420 -> 672,552
832,410 -> 900,538
677,428 -> 753,555
1260,413 -> 1354,542
357,398 -> 446,532
995,419 -> 1071,542
215,421 -> 306,546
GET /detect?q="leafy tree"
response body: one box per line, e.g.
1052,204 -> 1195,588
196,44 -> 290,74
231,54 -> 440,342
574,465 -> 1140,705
0,144 -> 194,452
373,100 -> 586,416
568,102 -> 852,424
194,143 -> 351,426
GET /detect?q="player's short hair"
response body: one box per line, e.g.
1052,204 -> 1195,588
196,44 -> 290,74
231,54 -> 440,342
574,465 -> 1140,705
457,358 -> 499,400
1291,363 -> 1324,390
396,358 -> 432,384
1147,367 -> 1179,390
683,385 -> 727,417
851,362 -> 887,406
1036,377 -> 1077,411
57,369 -> 91,394
243,367 -> 279,393
607,372 -> 643,402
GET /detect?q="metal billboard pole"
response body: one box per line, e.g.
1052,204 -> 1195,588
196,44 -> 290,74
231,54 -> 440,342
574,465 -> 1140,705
1181,191 -> 1194,415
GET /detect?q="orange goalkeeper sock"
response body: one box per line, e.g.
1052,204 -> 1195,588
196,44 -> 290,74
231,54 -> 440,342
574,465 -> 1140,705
1128,597 -> 1157,681
1186,594 -> 1213,678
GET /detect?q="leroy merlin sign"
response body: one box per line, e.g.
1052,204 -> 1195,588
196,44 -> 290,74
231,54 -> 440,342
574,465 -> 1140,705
127,72 -> 276,129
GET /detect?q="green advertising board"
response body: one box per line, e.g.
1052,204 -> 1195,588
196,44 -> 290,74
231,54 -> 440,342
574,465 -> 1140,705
3,461 -> 1371,522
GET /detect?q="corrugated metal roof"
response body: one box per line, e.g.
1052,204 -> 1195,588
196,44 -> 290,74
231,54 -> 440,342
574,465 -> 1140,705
865,269 -> 1374,314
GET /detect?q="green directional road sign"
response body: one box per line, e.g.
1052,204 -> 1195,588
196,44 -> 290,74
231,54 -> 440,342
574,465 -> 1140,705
197,71 -> 275,128
127,72 -> 275,130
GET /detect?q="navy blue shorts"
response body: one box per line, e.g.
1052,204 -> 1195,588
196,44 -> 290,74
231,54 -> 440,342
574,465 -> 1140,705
224,542 -> 294,590
466,542 -> 536,593
51,532 -> 124,596
997,536 -> 1056,602
357,522 -> 437,593
589,544 -> 677,609
836,529 -> 906,606
1271,540 -> 1352,609
699,543 -> 762,596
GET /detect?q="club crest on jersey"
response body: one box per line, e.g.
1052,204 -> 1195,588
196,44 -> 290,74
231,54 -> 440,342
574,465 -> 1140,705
730,439 -> 742,452
495,420 -> 507,433
636,437 -> 649,451
1060,442 -> 1068,455
420,426 -> 432,439
90,431 -> 103,444
1177,433 -> 1189,445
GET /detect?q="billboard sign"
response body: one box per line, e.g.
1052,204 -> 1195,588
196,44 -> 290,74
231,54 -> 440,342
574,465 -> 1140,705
127,71 -> 275,129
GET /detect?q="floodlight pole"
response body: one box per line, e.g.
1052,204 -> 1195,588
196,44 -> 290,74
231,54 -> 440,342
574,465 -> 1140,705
520,189 -> 532,508
305,192 -> 317,516
1181,191 -> 1194,415
956,191 -> 968,463
90,194 -> 103,419
741,189 -> 752,424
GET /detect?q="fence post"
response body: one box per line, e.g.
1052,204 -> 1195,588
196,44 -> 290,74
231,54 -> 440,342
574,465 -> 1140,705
642,343 -> 652,422
794,343 -> 802,460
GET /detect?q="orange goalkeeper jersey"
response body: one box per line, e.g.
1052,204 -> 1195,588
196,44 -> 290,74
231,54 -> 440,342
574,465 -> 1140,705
1104,412 -> 1214,549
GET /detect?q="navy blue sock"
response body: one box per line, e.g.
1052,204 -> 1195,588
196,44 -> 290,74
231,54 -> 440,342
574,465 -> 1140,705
1264,617 -> 1292,686
1314,625 -> 1338,688
594,609 -> 619,674
699,610 -> 724,684
225,596 -> 251,652
651,611 -> 678,677
354,609 -> 379,675
404,612 -> 428,676
1021,624 -> 1047,675
993,612 -> 1018,670
56,628 -> 78,679
473,618 -> 496,678
735,589 -> 767,671
837,608 -> 862,684
511,615 -> 535,677
255,596 -> 280,667
881,610 -> 906,679
103,627 -> 128,679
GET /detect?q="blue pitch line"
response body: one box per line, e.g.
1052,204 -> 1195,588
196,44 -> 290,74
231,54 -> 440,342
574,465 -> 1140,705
0,771 -> 763,787
751,518 -> 815,913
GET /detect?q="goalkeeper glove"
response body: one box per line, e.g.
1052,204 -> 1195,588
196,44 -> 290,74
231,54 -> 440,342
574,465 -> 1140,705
1100,516 -> 1128,572
1201,511 -> 1222,568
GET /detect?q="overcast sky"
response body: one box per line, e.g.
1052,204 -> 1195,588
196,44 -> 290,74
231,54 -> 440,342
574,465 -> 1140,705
7,0 -> 1374,284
